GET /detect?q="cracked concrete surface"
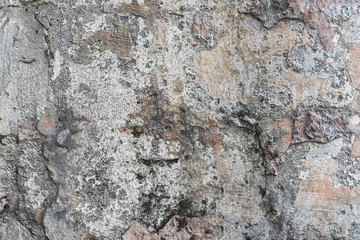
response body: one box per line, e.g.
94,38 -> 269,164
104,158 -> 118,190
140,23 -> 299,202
0,0 -> 360,239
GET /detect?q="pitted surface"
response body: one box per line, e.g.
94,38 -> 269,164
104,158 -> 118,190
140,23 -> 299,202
0,1 -> 360,239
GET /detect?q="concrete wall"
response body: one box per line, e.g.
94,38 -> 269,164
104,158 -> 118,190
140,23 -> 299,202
0,0 -> 360,239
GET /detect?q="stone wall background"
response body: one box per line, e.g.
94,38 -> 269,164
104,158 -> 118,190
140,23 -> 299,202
0,0 -> 360,239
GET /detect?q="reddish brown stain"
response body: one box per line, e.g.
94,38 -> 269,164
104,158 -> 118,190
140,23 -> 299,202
347,44 -> 360,89
122,223 -> 155,240
292,108 -> 349,143
123,216 -> 214,240
351,138 -> 360,158
87,30 -> 131,58
288,0 -> 339,50
37,105 -> 58,135
33,208 -> 43,223
193,15 -> 211,42
296,166 -> 359,234
281,133 -> 292,152
81,233 -> 97,240
117,0 -> 161,20
125,93 -> 223,155
277,120 -> 293,152
8,194 -> 17,207
39,115 -> 51,131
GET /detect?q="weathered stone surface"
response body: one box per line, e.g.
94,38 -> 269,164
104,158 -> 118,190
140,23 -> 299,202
293,107 -> 351,143
351,138 -> 360,158
258,118 -> 293,175
240,0 -> 360,50
123,215 -> 213,240
0,0 -> 360,239
347,43 -> 360,89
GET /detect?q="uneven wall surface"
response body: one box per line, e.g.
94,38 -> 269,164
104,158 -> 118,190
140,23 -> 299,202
1,0 -> 360,239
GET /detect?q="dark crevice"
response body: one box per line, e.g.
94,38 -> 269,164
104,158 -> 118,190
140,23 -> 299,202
138,157 -> 179,166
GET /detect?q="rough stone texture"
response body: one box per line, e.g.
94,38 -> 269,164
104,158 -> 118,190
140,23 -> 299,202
0,0 -> 360,239
292,107 -> 351,144
123,215 -> 213,240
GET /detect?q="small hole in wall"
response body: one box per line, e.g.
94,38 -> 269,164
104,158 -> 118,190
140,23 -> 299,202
3,204 -> 9,212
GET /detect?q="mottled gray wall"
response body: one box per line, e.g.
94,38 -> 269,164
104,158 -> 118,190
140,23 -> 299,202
1,0 -> 360,239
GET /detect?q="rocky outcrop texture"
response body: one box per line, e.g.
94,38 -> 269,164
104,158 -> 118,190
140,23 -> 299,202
1,0 -> 360,239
